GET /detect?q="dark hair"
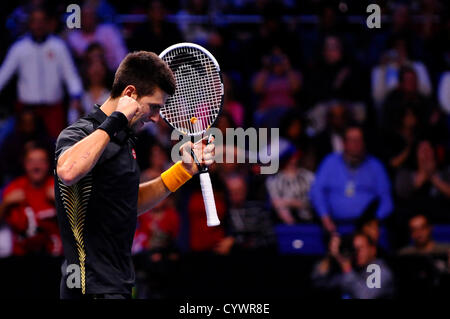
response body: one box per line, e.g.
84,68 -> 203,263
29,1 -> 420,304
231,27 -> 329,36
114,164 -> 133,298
22,141 -> 50,163
110,51 -> 176,98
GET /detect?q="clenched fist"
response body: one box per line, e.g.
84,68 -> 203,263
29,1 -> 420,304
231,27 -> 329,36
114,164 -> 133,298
116,95 -> 142,122
180,136 -> 216,175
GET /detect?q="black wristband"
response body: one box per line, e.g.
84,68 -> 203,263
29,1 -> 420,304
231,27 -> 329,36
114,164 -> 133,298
97,111 -> 128,138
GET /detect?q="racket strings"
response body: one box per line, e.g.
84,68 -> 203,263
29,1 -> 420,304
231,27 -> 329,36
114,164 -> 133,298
160,46 -> 222,135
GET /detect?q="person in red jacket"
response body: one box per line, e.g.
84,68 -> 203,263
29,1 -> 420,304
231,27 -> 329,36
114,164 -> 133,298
0,143 -> 61,256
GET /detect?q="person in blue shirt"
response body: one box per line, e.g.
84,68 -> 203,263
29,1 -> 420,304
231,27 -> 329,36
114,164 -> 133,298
310,125 -> 393,233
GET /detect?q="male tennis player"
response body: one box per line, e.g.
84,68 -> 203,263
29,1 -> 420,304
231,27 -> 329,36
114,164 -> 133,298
54,51 -> 215,299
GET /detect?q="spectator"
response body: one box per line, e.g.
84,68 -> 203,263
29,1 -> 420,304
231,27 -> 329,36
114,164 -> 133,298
381,66 -> 433,133
224,174 -> 276,253
66,4 -> 127,71
313,102 -> 349,163
128,0 -> 183,54
0,109 -> 52,186
382,107 -> 422,174
0,143 -> 61,256
279,111 -> 315,168
372,37 -> 432,109
246,1 -> 301,68
266,150 -> 315,224
396,214 -> 450,297
70,44 -> 111,123
399,214 -> 450,255
312,232 -> 394,299
176,0 -> 212,46
395,140 -> 450,223
6,0 -> 46,40
310,125 -> 393,233
355,201 -> 389,258
306,35 -> 358,106
0,7 -> 83,139
252,47 -> 301,127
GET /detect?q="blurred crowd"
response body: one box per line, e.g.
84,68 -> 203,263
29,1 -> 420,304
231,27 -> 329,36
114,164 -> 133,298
1,0 -> 450,299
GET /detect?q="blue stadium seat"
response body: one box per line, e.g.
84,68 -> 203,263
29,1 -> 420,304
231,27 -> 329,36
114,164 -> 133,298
275,224 -> 391,255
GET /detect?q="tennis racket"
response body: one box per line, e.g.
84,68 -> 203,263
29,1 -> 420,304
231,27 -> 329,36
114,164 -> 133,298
159,43 -> 223,227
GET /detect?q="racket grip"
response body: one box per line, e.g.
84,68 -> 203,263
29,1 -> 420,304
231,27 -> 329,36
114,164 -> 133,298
199,171 -> 220,227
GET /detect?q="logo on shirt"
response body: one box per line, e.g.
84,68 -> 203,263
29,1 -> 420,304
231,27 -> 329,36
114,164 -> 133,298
131,148 -> 137,160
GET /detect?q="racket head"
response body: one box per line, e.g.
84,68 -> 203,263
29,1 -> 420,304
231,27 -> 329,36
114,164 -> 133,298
159,43 -> 224,136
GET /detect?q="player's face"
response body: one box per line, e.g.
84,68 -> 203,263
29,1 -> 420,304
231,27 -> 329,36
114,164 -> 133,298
130,87 -> 169,132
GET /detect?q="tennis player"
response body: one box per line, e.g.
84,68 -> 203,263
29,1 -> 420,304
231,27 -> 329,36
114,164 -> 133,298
54,51 -> 215,299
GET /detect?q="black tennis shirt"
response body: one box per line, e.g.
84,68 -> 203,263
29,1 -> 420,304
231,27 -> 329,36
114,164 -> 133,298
54,105 -> 140,297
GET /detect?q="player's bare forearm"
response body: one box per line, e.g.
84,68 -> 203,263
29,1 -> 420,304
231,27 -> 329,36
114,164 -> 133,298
137,177 -> 171,215
57,130 -> 110,186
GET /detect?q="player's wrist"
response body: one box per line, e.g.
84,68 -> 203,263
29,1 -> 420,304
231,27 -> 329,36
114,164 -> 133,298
180,159 -> 198,176
97,111 -> 128,139
161,161 -> 193,192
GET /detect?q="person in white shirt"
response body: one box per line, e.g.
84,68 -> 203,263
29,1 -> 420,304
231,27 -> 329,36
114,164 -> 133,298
0,7 -> 83,138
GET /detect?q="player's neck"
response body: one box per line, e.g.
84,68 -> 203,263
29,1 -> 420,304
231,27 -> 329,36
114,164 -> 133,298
99,97 -> 119,116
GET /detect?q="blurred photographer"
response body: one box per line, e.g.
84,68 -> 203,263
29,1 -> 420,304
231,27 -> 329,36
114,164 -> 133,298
311,232 -> 394,299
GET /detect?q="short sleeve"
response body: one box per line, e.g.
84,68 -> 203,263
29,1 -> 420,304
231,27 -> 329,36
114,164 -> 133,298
55,124 -> 89,162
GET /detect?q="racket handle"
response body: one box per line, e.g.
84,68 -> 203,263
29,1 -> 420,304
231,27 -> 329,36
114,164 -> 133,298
199,171 -> 220,227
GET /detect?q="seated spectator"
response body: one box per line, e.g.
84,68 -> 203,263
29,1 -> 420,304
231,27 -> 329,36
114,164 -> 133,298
71,44 -> 111,123
313,102 -> 349,163
355,201 -> 389,258
395,140 -> 450,223
381,66 -> 432,132
399,214 -> 450,256
306,35 -> 359,106
310,125 -> 393,233
382,106 -> 422,174
66,4 -> 127,71
311,232 -> 394,299
128,0 -> 183,54
396,214 -> 450,297
0,109 -> 52,186
252,47 -> 301,128
0,143 -> 61,256
224,174 -> 277,253
279,111 -> 315,169
372,37 -> 432,109
266,150 -> 315,224
176,0 -> 212,46
0,7 -> 83,139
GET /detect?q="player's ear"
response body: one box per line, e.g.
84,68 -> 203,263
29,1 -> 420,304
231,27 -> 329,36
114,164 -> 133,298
122,85 -> 137,98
